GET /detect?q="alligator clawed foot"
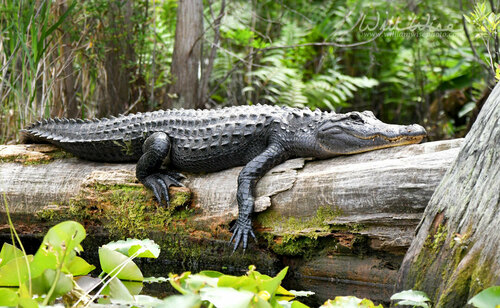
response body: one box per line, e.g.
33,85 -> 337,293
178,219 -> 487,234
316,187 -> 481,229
142,173 -> 184,206
229,219 -> 257,253
162,170 -> 187,183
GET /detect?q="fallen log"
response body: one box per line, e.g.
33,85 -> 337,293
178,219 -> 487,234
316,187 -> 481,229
0,139 -> 462,304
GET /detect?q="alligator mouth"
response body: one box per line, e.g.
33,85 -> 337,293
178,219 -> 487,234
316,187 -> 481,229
351,133 -> 425,143
347,122 -> 427,144
341,133 -> 425,155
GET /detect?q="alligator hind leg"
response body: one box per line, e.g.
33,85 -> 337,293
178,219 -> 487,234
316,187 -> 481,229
136,132 -> 183,206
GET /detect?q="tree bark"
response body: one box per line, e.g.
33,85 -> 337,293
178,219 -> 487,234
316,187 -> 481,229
200,0 -> 225,106
96,0 -> 135,117
165,0 -> 204,109
395,84 -> 500,307
50,0 -> 79,119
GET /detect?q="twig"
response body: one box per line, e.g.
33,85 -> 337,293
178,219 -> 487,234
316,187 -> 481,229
200,0 -> 225,105
124,87 -> 142,115
460,0 -> 482,62
150,0 -> 157,104
489,0 -> 500,65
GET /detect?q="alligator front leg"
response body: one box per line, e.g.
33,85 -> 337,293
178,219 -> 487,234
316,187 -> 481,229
136,132 -> 184,206
230,143 -> 289,252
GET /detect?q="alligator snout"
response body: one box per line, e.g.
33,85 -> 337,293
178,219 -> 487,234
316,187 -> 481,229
402,124 -> 427,137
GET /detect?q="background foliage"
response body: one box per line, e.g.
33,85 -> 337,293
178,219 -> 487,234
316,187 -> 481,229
0,0 -> 495,143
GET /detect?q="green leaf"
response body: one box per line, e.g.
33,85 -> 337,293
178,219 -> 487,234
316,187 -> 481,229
17,297 -> 38,308
320,296 -> 383,308
260,266 -> 288,297
198,270 -> 224,278
131,295 -> 165,306
218,274 -> 259,293
0,255 -> 33,287
31,221 -> 86,278
31,269 -> 73,303
200,287 -> 255,308
108,277 -> 134,301
185,273 -> 219,290
459,102 -> 476,118
98,247 -> 143,281
395,300 -> 430,307
16,284 -> 38,307
102,239 -> 160,258
391,289 -> 430,308
158,294 -> 202,308
0,288 -> 19,306
275,286 -> 297,302
169,272 -> 191,295
253,294 -> 273,308
101,279 -> 143,298
38,0 -> 77,59
0,243 -> 24,267
291,301 -> 311,308
468,286 -> 500,308
121,280 -> 143,295
67,256 -> 95,276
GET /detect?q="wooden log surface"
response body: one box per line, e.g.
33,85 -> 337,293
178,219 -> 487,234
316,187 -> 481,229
0,139 -> 462,304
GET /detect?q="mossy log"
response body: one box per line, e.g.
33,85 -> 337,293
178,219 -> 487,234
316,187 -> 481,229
0,138 -> 461,304
395,84 -> 500,306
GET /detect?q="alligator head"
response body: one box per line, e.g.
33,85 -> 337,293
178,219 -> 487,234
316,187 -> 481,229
316,111 -> 426,156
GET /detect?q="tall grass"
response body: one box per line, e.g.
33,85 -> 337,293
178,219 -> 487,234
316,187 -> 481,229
0,0 -> 75,143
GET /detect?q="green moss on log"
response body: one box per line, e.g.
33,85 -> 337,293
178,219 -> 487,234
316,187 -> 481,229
0,149 -> 73,165
37,182 -> 193,239
256,206 -> 367,256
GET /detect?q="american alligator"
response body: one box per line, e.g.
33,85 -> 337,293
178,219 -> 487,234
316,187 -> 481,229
22,105 -> 426,251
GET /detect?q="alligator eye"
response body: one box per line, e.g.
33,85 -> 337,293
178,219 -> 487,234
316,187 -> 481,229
349,114 -> 363,123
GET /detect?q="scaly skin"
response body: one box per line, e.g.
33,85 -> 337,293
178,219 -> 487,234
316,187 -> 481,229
22,105 -> 427,252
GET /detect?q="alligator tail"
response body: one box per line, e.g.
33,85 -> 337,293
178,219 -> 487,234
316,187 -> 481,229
20,117 -> 144,162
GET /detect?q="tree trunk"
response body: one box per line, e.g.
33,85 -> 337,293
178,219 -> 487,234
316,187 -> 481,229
165,0 -> 203,109
96,0 -> 135,117
50,0 -> 79,119
395,84 -> 500,307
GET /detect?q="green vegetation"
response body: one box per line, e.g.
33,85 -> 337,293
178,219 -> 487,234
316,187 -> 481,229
0,218 -> 311,307
1,0 -> 498,142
